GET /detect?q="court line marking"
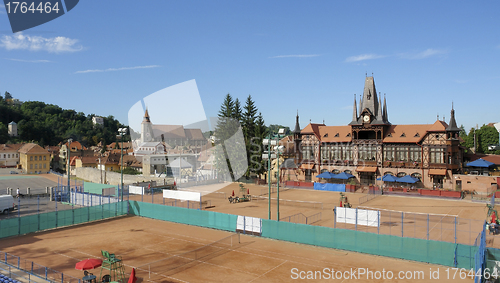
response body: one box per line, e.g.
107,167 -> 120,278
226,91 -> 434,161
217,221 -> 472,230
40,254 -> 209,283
248,260 -> 287,283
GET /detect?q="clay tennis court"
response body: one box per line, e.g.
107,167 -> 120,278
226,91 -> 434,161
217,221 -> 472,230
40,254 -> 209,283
0,216 -> 475,282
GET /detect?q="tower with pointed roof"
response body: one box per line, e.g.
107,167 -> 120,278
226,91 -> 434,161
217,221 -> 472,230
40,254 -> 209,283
293,111 -> 302,164
350,76 -> 390,145
141,109 -> 154,143
446,103 -> 460,139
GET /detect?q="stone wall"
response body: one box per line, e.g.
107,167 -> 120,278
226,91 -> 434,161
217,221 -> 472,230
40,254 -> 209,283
75,167 -> 173,186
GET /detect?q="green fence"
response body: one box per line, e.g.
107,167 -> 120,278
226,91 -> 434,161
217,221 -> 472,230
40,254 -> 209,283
0,202 -> 127,239
128,201 -> 237,232
262,219 -> 477,269
127,201 -> 477,269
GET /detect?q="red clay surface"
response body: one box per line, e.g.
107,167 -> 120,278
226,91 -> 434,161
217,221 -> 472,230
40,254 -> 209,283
0,181 -> 494,282
0,216 -> 475,282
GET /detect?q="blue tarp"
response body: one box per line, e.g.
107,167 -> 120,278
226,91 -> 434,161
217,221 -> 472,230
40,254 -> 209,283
467,158 -> 495,168
314,183 -> 346,192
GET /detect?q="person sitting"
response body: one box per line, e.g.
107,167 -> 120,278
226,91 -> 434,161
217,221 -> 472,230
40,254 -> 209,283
490,222 -> 497,235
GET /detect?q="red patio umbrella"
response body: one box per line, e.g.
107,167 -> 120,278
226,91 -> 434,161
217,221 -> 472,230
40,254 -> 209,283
75,258 -> 102,270
128,268 -> 137,283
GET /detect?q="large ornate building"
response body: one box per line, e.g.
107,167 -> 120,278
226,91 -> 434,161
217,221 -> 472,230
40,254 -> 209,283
293,76 -> 463,189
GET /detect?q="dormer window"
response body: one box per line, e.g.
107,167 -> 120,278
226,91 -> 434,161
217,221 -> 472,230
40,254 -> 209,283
334,133 -> 339,137
346,133 -> 351,137
414,133 -> 420,137
387,133 -> 392,137
323,133 -> 328,138
400,133 -> 406,137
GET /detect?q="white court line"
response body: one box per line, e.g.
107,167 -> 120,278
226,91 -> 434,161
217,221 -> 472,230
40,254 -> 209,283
248,260 -> 287,283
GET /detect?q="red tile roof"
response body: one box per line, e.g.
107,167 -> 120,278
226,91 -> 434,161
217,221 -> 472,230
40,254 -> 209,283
18,143 -> 49,154
318,126 -> 352,143
427,120 -> 448,132
383,124 -> 430,143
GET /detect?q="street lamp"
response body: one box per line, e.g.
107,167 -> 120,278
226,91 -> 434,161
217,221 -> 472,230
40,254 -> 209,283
276,128 -> 286,221
67,138 -> 72,191
118,128 -> 127,202
262,138 -> 277,220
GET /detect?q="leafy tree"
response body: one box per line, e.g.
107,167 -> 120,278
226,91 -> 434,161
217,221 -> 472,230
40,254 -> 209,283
478,125 -> 499,153
0,122 -> 8,144
268,124 -> 291,137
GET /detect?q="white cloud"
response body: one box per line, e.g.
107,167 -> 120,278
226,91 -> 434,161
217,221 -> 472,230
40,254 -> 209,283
399,48 -> 447,60
0,33 -> 83,53
0,4 -> 5,14
5,58 -> 51,63
75,65 -> 161,74
269,54 -> 321,58
345,54 -> 385,62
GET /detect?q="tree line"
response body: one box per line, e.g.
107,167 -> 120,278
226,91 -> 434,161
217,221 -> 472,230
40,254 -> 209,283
460,124 -> 500,154
0,92 -> 127,147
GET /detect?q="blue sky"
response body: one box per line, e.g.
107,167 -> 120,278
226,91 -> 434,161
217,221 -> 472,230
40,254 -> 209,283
0,1 -> 499,133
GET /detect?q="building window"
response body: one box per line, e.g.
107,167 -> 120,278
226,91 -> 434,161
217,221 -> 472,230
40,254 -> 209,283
30,164 -> 33,169
44,156 -> 46,161
302,146 -> 313,160
409,146 -> 421,162
430,147 -> 445,164
358,145 -> 376,161
7,154 -> 10,158
342,145 -> 352,161
384,145 -> 395,161
16,154 -> 18,158
43,164 -> 46,169
35,164 -> 38,169
30,156 -> 33,161
34,156 -> 37,161
321,146 -> 330,161
396,146 -> 408,162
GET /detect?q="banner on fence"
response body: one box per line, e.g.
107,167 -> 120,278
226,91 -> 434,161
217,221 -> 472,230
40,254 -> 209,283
313,183 -> 346,192
163,190 -> 201,202
129,185 -> 145,195
336,207 -> 380,227
237,215 -> 262,235
70,191 -> 118,206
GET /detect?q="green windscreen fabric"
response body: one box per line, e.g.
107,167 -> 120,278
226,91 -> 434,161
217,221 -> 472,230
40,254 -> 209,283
0,202 -> 127,239
261,219 -> 476,269
128,201 -> 237,232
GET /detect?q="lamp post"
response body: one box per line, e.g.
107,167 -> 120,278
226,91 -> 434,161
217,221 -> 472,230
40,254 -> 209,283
118,128 -> 127,202
67,138 -> 72,191
262,137 -> 277,220
276,128 -> 285,221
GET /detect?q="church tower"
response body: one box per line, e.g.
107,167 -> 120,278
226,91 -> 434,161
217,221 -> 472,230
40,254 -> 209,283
141,109 -> 154,143
350,76 -> 390,140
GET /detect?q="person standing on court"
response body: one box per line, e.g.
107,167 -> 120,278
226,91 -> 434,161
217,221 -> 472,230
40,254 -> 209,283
16,188 -> 20,198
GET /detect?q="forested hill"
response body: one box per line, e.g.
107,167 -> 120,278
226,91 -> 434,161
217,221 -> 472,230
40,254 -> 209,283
0,94 -> 125,147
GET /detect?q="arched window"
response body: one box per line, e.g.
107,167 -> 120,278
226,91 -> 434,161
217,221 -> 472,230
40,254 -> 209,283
397,172 -> 407,177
